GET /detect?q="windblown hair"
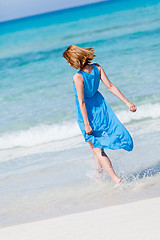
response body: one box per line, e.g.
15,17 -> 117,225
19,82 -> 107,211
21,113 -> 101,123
62,45 -> 96,70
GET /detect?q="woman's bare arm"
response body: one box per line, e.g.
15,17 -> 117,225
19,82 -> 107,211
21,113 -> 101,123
95,63 -> 137,112
73,74 -> 93,134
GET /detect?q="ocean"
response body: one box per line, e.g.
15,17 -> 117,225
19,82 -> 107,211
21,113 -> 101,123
0,0 -> 160,228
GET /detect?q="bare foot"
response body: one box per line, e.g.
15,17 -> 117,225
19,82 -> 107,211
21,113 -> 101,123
113,177 -> 122,184
96,164 -> 103,174
95,165 -> 104,181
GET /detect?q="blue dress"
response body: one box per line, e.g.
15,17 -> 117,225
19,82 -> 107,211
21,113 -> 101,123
73,63 -> 133,151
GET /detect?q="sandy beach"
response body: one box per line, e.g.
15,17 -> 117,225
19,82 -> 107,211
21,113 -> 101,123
0,197 -> 159,240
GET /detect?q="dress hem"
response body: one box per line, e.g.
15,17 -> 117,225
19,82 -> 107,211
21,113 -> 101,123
84,138 -> 133,152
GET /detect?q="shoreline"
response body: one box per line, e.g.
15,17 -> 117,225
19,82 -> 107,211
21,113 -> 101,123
1,181 -> 160,229
0,196 -> 159,240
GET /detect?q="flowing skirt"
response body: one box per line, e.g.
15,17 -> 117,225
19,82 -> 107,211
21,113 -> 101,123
77,91 -> 133,151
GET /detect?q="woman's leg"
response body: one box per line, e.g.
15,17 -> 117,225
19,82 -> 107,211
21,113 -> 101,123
88,141 -> 121,184
88,141 -> 103,174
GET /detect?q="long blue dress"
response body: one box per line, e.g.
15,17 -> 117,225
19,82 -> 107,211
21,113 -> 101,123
73,63 -> 133,151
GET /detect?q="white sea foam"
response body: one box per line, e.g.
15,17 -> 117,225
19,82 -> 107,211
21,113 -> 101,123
0,121 -> 81,149
116,102 -> 160,123
0,103 -> 160,149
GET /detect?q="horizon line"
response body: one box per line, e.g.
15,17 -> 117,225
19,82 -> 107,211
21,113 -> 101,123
0,0 -> 108,24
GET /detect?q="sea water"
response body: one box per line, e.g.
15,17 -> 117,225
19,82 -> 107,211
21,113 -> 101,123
0,0 -> 160,227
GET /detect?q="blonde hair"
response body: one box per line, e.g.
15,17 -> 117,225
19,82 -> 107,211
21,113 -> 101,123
62,45 -> 96,70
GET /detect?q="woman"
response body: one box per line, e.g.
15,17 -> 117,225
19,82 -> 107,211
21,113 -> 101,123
63,45 -> 137,184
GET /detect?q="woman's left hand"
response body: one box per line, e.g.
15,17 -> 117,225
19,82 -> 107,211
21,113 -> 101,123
127,102 -> 137,112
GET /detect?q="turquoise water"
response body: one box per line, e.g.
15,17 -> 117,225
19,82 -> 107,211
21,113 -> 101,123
0,0 -> 160,227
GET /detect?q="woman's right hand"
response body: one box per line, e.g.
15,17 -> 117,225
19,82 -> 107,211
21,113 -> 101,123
85,123 -> 93,135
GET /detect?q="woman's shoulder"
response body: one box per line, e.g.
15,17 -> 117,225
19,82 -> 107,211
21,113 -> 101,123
93,62 -> 100,67
93,62 -> 101,68
93,63 -> 101,75
73,72 -> 84,84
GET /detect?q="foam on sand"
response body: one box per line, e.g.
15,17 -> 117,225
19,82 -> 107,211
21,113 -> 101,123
0,197 -> 159,240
